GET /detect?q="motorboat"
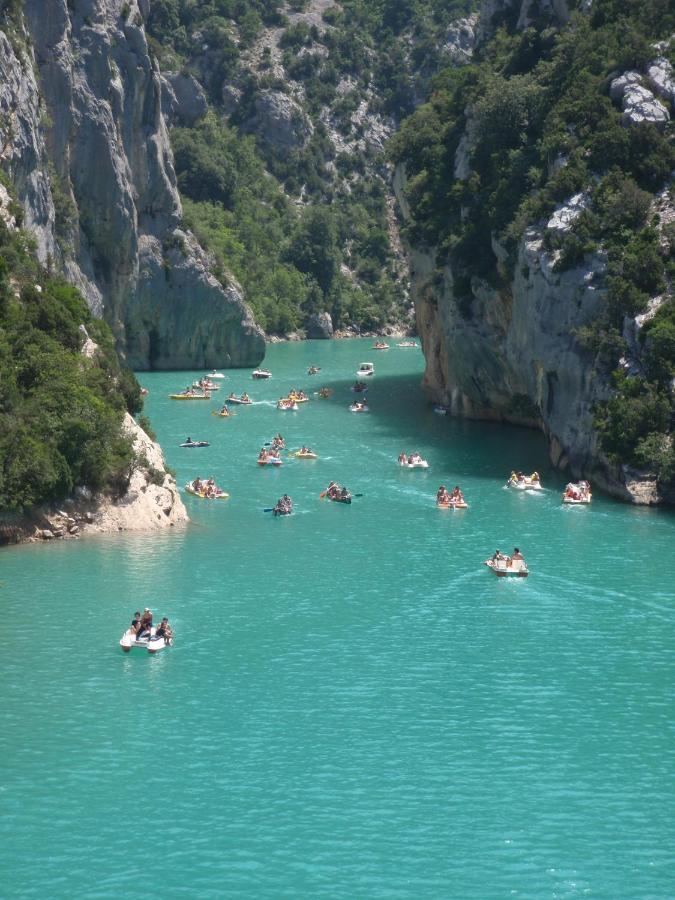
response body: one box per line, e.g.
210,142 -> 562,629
120,626 -> 172,654
252,369 -> 272,379
485,557 -> 529,577
180,439 -> 210,448
277,399 -> 298,411
193,379 -> 219,391
397,340 -> 418,348
349,402 -> 369,412
356,362 -> 375,377
185,480 -> 229,499
563,481 -> 592,504
507,472 -> 542,491
286,392 -> 309,403
208,370 -> 226,379
226,395 -> 252,405
398,456 -> 429,469
433,404 -> 449,415
169,390 -> 210,400
372,342 -> 389,350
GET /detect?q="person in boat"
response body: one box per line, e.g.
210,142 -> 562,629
340,486 -> 351,501
258,448 -> 268,462
450,486 -> 464,502
399,452 -> 407,464
512,548 -> 524,562
325,481 -> 338,499
492,550 -> 506,563
530,471 -> 540,484
241,392 -> 250,402
185,437 -> 193,445
436,485 -> 450,504
219,403 -> 229,415
138,608 -> 153,638
130,611 -> 142,635
155,617 -> 173,645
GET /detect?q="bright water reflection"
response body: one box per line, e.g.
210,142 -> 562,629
1,339 -> 674,898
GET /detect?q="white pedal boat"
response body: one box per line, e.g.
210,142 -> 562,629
356,362 -> 375,377
563,482 -> 592,504
120,627 -> 172,654
485,558 -> 529,577
399,458 -> 429,469
507,473 -> 542,491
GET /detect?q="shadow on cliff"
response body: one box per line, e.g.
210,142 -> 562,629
317,371 -> 553,482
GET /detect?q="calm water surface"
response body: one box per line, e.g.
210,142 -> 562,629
2,339 -> 674,898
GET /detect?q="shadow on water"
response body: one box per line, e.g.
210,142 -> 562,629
316,370 -> 552,483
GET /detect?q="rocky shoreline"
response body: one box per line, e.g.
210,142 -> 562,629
0,414 -> 188,548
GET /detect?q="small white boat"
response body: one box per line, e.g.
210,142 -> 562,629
120,627 -> 172,654
399,457 -> 429,469
252,369 -> 272,379
433,405 -> 449,415
507,472 -> 542,491
208,370 -> 226,379
397,340 -> 418,348
180,440 -> 210,448
485,557 -> 528,577
563,481 -> 592,504
349,403 -> 369,413
277,400 -> 298,411
356,362 -> 375,377
226,396 -> 252,405
193,379 -> 219,391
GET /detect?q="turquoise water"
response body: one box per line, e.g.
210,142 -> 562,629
2,338 -> 674,898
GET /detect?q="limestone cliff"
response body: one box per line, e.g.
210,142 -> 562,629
393,0 -> 674,505
0,0 -> 264,369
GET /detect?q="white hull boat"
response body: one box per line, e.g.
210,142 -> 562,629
485,559 -> 529,577
399,459 -> 428,469
120,627 -> 172,654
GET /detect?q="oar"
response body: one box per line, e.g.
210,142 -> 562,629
263,508 -> 275,512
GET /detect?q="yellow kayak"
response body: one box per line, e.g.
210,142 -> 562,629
294,451 -> 318,459
169,392 -> 210,400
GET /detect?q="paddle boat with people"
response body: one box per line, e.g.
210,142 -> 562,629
193,377 -> 219,391
356,362 -> 375,377
349,401 -> 369,413
372,341 -> 389,350
269,434 -> 285,450
252,369 -> 272,379
484,548 -> 529,577
277,398 -> 299,411
180,438 -> 210,448
563,481 -> 592,504
207,369 -> 226,379
226,393 -> 252,405
257,448 -> 283,466
169,387 -> 210,400
436,485 -> 468,508
398,452 -> 429,469
507,471 -> 542,491
185,478 -> 229,499
120,610 -> 173,654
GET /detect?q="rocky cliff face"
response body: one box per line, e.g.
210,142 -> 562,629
0,0 -> 264,369
394,0 -> 674,505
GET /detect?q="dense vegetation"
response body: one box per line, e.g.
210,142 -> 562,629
389,0 -> 674,487
145,0 -> 476,333
0,215 -> 142,510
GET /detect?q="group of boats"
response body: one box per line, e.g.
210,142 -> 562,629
370,341 -> 419,350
